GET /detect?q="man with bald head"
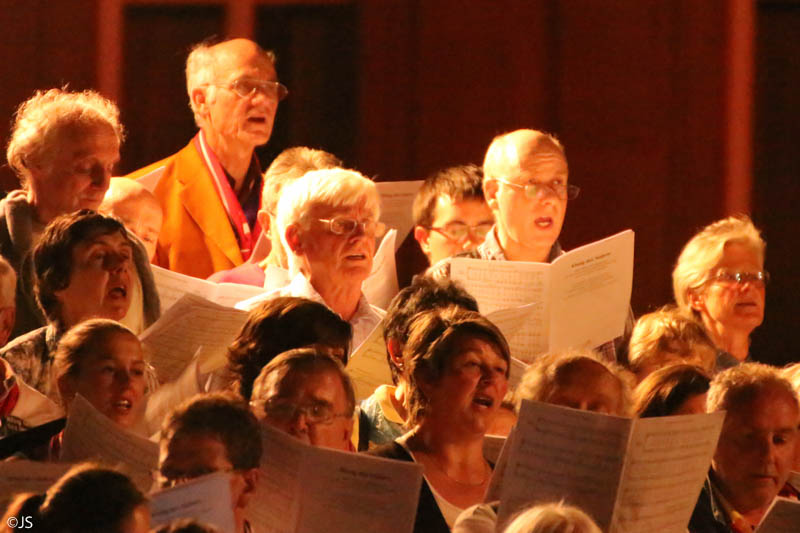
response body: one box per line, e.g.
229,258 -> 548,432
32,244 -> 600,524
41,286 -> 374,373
127,38 -> 288,278
429,129 -> 577,276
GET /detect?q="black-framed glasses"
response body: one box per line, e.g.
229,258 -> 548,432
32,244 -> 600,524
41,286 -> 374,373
495,177 -> 580,200
429,221 -> 493,243
317,216 -> 387,238
211,78 -> 289,101
709,270 -> 770,288
256,398 -> 349,425
155,467 -> 235,489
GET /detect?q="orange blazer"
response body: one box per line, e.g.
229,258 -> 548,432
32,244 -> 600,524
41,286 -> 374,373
125,140 -> 244,279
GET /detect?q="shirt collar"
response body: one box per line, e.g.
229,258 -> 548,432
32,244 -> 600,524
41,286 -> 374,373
479,225 -> 564,263
287,273 -> 374,323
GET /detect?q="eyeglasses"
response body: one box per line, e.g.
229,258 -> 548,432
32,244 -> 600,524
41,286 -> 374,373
316,216 -> 387,238
211,78 -> 289,101
429,221 -> 493,243
257,398 -> 350,425
708,270 -> 770,288
495,178 -> 580,200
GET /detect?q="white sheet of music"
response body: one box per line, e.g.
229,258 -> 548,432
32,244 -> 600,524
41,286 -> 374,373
150,472 -> 237,533
346,323 -> 393,401
452,230 -> 634,362
376,180 -> 424,250
497,400 -> 724,533
610,412 -> 725,532
140,293 -> 248,383
362,229 -> 398,309
60,395 -> 158,492
483,434 -> 507,465
249,424 -> 422,533
0,460 -> 72,502
755,497 -> 800,533
264,264 -> 291,291
151,264 -> 267,312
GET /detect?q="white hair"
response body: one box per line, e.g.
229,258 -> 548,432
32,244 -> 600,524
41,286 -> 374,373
502,502 -> 602,533
275,168 -> 381,275
672,215 -> 765,316
707,362 -> 798,414
0,257 -> 16,308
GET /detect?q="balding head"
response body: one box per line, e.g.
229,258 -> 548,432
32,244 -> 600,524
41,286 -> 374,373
481,129 -> 572,262
100,178 -> 163,259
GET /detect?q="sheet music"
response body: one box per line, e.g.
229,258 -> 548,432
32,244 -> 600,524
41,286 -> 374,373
264,264 -> 291,291
548,230 -> 634,352
249,424 -> 422,533
362,229 -> 398,309
485,427 -> 513,503
497,400 -> 632,530
248,426 -> 304,533
150,472 -> 237,533
346,324 -> 393,401
140,293 -> 249,383
610,412 -> 725,532
152,264 -> 267,312
0,461 -> 72,502
60,395 -> 158,492
508,357 -> 528,391
376,180 -> 424,251
452,231 -> 634,361
296,446 -> 423,533
486,304 -> 545,364
483,434 -> 507,464
755,497 -> 800,533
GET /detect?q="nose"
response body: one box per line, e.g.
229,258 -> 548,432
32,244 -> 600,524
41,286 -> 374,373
287,410 -> 310,437
105,251 -> 131,273
91,165 -> 112,190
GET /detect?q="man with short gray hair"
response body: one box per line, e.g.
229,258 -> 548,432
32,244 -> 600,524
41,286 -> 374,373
127,38 -> 288,279
689,362 -> 800,532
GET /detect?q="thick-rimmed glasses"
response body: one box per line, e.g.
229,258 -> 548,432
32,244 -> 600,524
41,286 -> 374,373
429,221 -> 493,243
708,270 -> 770,288
211,78 -> 289,101
317,216 -> 387,238
495,178 -> 580,200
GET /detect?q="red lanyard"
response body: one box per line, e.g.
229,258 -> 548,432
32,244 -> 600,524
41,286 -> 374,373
194,131 -> 259,260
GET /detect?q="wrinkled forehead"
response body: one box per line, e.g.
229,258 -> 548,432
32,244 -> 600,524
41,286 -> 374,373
213,47 -> 277,83
723,385 -> 800,427
308,198 -> 374,219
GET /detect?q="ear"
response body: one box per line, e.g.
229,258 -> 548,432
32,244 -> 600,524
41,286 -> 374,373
257,209 -> 270,236
386,338 -> 405,373
413,226 -> 431,255
688,288 -> 705,312
483,178 -> 500,211
284,224 -> 304,254
190,87 -> 209,118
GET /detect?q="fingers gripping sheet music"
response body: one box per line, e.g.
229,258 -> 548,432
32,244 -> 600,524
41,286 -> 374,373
452,230 -> 634,362
151,264 -> 267,312
495,400 -> 724,533
249,425 -> 423,533
60,395 -> 159,492
150,472 -> 237,533
140,293 -> 249,383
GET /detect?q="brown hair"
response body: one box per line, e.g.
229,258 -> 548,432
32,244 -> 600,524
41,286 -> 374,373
633,364 -> 711,417
412,164 -> 485,228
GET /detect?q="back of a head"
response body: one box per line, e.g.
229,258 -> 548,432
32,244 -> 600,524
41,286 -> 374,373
261,147 -> 343,214
162,392 -> 262,470
412,164 -> 485,227
25,463 -> 146,533
227,296 -> 352,401
502,502 -> 602,533
628,306 -> 717,378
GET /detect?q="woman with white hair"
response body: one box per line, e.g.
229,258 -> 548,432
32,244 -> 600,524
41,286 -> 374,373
672,215 -> 767,368
501,502 -> 601,533
2,88 -> 125,339
236,168 -> 385,349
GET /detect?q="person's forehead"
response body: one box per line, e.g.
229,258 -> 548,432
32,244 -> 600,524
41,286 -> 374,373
78,230 -> 132,249
215,48 -> 277,82
55,123 -> 120,160
310,201 -> 369,219
451,335 -> 506,363
716,241 -> 763,270
507,147 -> 569,183
162,432 -> 232,469
271,367 -> 347,405
725,386 -> 799,431
431,196 -> 490,224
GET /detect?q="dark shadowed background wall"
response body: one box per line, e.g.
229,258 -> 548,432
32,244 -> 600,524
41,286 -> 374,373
1,0 -> 797,365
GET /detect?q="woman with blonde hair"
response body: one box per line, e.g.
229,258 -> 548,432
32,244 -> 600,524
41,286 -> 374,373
672,215 -> 767,367
502,502 -> 601,533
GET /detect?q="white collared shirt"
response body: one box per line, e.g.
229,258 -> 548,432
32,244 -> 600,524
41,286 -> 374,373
236,273 -> 385,350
